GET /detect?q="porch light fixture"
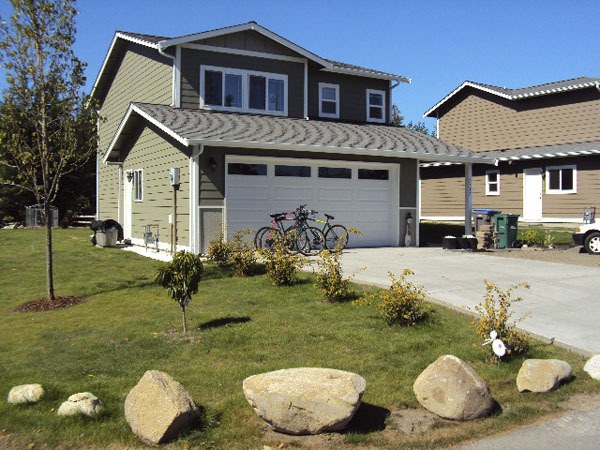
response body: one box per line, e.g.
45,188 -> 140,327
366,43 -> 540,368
126,170 -> 134,182
209,157 -> 217,172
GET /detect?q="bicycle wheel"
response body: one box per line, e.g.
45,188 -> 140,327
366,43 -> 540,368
256,227 -> 279,250
283,227 -> 303,254
297,226 -> 326,256
325,224 -> 349,251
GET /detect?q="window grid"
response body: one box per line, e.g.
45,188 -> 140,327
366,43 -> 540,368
485,170 -> 500,196
318,83 -> 340,118
366,89 -> 385,123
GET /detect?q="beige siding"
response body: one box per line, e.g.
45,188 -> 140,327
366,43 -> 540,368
180,48 -> 304,116
308,69 -> 390,123
123,126 -> 190,245
438,88 -> 600,151
97,43 -> 172,221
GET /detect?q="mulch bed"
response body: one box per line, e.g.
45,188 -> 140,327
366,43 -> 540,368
14,296 -> 86,313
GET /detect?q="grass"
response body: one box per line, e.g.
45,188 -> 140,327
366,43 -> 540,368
0,228 -> 597,449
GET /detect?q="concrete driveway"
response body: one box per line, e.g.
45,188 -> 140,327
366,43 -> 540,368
340,247 -> 600,356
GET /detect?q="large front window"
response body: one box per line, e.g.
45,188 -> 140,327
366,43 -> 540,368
201,66 -> 287,115
546,165 -> 576,194
366,89 -> 385,123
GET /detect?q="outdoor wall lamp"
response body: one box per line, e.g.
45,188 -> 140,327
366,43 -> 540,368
209,157 -> 217,172
126,170 -> 134,182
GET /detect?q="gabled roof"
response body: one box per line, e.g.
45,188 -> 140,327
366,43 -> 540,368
91,22 -> 409,104
103,103 -> 493,165
424,77 -> 600,118
486,139 -> 600,162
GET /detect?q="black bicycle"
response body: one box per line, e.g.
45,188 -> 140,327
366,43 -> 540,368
306,210 -> 349,251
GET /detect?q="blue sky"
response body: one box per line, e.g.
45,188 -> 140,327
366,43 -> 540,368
1,0 -> 599,129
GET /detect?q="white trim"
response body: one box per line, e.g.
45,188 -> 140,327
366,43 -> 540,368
116,164 -> 122,223
485,169 -> 500,196
318,83 -> 340,119
303,61 -> 308,119
545,164 -> 577,194
133,169 -> 143,202
129,237 -> 190,253
422,215 -> 584,224
199,65 -> 288,116
322,66 -> 410,83
416,161 -> 421,246
189,145 -> 201,253
173,46 -> 181,108
421,215 -> 466,221
181,43 -> 306,64
366,89 -> 386,123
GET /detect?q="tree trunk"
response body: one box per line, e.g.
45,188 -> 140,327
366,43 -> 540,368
45,211 -> 55,300
181,305 -> 188,333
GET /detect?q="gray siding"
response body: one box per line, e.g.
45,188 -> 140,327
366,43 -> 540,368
194,30 -> 299,57
97,43 -> 172,220
180,48 -> 304,117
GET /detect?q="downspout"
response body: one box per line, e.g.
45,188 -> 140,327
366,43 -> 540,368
157,44 -> 178,107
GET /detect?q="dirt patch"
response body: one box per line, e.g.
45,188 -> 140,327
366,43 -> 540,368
480,245 -> 600,268
383,407 -> 440,435
14,296 -> 86,313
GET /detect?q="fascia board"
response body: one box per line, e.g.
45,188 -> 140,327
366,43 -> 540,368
322,66 -> 410,83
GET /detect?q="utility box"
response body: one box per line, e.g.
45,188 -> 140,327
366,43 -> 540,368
95,230 -> 117,247
472,208 -> 501,231
493,214 -> 519,249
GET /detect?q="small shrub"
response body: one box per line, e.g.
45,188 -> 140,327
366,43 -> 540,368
260,232 -> 305,286
472,281 -> 530,361
314,249 -> 352,302
543,232 -> 555,249
206,232 -> 233,267
230,228 -> 257,276
523,228 -> 544,246
355,269 -> 428,326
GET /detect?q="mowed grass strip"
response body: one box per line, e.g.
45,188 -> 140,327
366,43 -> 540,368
0,228 -> 597,449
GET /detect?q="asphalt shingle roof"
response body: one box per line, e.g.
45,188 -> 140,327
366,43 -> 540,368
105,103 -> 492,164
486,139 -> 600,160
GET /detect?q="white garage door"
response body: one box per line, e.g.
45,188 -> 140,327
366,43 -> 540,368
225,156 -> 399,247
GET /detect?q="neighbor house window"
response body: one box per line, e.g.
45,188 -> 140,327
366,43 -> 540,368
133,169 -> 143,202
486,170 -> 500,195
201,66 -> 287,115
546,165 -> 576,194
318,83 -> 339,118
366,89 -> 385,123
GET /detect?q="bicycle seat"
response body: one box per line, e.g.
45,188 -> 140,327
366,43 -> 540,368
325,214 -> 335,220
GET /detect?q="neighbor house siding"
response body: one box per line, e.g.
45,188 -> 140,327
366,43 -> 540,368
97,43 -> 172,220
179,48 -> 304,116
438,88 -> 600,151
123,125 -> 191,246
308,69 -> 390,123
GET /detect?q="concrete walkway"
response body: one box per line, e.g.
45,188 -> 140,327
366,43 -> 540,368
341,247 -> 600,355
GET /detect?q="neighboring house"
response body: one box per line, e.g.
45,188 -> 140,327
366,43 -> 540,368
92,21 -> 489,253
420,77 -> 600,223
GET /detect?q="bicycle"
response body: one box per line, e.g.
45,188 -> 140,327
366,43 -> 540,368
306,210 -> 349,251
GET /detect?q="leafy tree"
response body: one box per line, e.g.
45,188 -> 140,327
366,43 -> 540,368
0,0 -> 99,300
391,104 -> 404,127
406,120 -> 435,136
156,251 -> 204,333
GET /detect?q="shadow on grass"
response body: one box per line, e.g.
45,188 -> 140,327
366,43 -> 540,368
345,402 -> 390,434
198,316 -> 252,330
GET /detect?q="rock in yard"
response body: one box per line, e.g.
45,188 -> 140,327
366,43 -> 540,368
57,392 -> 104,417
243,367 -> 366,435
7,384 -> 44,404
517,359 -> 573,392
124,370 -> 200,445
413,355 -> 495,420
583,355 -> 600,381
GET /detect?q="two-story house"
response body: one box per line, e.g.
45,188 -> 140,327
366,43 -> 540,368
93,21 -> 489,253
420,77 -> 600,224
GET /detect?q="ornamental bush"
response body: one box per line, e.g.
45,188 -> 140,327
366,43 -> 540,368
230,228 -> 257,277
314,249 -> 351,302
206,232 -> 233,267
260,232 -> 305,286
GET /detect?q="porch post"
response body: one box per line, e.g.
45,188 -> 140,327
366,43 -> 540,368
189,145 -> 201,253
465,163 -> 473,235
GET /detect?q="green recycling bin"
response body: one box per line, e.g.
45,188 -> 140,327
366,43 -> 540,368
493,213 -> 519,249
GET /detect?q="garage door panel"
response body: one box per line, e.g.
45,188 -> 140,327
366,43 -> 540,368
227,186 -> 269,200
317,188 -> 353,201
273,187 -> 313,201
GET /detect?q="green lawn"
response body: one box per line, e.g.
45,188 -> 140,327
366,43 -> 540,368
0,229 -> 596,449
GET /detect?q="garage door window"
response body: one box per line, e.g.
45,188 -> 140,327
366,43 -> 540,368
318,167 -> 351,179
358,169 -> 389,180
228,163 -> 267,176
275,165 -> 311,177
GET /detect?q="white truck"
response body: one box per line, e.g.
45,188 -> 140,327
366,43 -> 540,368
573,222 -> 600,254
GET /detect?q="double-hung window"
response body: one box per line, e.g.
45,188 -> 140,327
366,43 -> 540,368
366,89 -> 385,123
318,83 -> 339,118
546,165 -> 577,194
486,170 -> 500,195
133,169 -> 143,202
201,66 -> 287,116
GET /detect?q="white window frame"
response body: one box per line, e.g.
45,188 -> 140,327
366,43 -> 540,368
200,65 -> 288,116
366,89 -> 386,123
133,169 -> 143,202
318,82 -> 339,118
546,164 -> 577,194
485,169 -> 500,196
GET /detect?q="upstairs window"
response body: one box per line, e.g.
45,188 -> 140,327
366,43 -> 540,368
318,83 -> 339,118
366,89 -> 385,123
201,66 -> 287,116
546,165 -> 576,194
133,169 -> 143,202
486,170 -> 500,195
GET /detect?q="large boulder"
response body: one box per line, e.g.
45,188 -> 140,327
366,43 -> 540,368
7,384 -> 44,404
243,367 -> 366,435
57,392 -> 104,417
413,355 -> 495,420
517,359 -> 573,392
583,355 -> 600,381
124,370 -> 200,444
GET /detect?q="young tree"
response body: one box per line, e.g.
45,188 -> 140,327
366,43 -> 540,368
156,252 -> 204,333
0,0 -> 98,300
